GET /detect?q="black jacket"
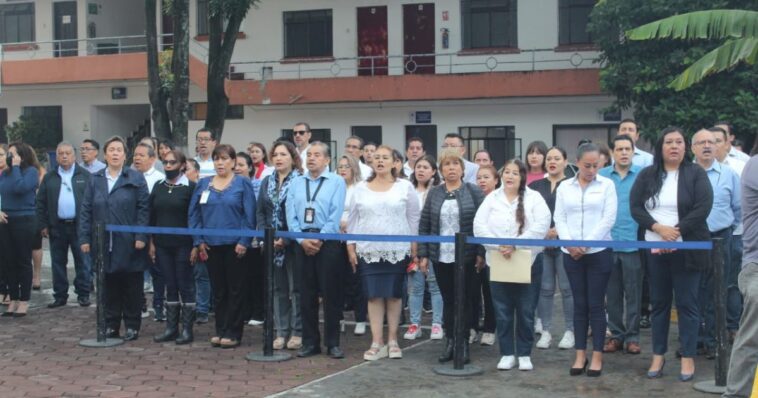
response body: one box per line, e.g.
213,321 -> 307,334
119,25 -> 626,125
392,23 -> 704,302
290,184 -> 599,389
418,182 -> 485,263
630,161 -> 713,271
36,164 -> 90,229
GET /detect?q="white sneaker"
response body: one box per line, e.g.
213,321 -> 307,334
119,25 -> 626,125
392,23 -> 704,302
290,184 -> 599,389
247,319 -> 264,326
430,324 -> 444,340
354,322 -> 366,336
534,318 -> 543,335
558,330 -> 575,350
497,355 -> 516,370
403,324 -> 422,340
480,332 -> 496,346
469,329 -> 481,344
536,331 -> 552,349
518,356 -> 534,371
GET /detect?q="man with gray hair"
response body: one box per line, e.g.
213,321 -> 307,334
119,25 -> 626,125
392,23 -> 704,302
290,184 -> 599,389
36,142 -> 92,308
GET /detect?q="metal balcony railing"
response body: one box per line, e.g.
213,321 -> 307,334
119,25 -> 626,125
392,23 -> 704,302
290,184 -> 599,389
0,34 -> 175,60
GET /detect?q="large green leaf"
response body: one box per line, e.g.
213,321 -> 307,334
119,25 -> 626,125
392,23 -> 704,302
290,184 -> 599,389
669,37 -> 758,90
626,10 -> 758,41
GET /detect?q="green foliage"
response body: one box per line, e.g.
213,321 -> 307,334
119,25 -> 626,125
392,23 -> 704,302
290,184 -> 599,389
626,10 -> 758,90
588,0 -> 758,144
159,49 -> 175,93
5,116 -> 52,149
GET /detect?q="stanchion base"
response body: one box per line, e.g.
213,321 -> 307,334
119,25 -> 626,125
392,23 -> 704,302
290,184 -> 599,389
693,380 -> 727,395
432,364 -> 484,377
79,338 -> 125,348
246,352 -> 293,362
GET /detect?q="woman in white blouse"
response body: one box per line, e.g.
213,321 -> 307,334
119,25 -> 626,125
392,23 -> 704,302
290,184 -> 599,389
337,155 -> 367,336
554,143 -> 617,377
347,146 -> 420,361
474,159 -> 550,371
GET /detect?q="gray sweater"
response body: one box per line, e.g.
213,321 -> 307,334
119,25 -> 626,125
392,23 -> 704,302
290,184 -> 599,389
418,182 -> 485,262
742,156 -> 758,268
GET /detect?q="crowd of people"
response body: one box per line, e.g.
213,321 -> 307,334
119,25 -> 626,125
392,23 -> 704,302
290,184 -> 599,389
0,118 -> 755,396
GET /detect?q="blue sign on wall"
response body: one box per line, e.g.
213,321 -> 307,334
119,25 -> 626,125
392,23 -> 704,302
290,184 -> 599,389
415,111 -> 432,124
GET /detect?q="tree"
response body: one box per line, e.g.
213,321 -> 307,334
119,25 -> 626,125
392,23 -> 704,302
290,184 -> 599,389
145,0 -> 190,145
588,0 -> 758,145
627,10 -> 758,91
205,0 -> 260,142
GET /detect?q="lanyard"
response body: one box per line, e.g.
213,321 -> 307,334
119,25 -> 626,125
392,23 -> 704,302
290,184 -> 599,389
306,177 -> 325,203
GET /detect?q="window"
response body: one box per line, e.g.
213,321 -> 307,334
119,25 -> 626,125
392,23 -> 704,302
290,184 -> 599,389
0,108 -> 7,143
0,3 -> 35,44
196,0 -> 208,35
351,126 -> 382,146
460,126 -> 518,168
189,103 -> 244,120
284,9 -> 333,58
559,0 -> 595,45
552,124 -> 615,161
461,0 -> 517,49
21,106 -> 63,150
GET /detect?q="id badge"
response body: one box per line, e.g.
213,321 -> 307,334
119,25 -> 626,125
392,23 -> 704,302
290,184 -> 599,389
304,207 -> 315,224
199,190 -> 210,205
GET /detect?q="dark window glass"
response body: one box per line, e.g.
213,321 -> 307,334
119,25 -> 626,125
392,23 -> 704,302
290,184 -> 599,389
196,0 -> 209,35
459,126 -> 518,168
461,0 -> 517,49
0,3 -> 35,44
20,106 -> 63,150
284,9 -> 333,57
559,0 -> 595,45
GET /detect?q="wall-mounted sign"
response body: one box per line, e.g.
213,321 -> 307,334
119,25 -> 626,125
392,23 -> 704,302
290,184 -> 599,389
415,111 -> 432,124
88,3 -> 98,15
112,87 -> 127,100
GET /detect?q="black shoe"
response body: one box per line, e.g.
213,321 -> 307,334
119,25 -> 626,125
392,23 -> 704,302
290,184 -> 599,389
327,346 -> 344,359
154,304 -> 180,343
704,346 -> 716,360
175,304 -> 196,345
196,312 -> 209,324
77,297 -> 91,307
640,315 -> 651,329
462,341 -> 471,364
570,359 -> 588,376
105,328 -> 120,338
438,338 -> 454,363
153,305 -> 165,322
587,368 -> 603,377
297,345 -> 322,358
47,299 -> 67,309
124,329 -> 139,341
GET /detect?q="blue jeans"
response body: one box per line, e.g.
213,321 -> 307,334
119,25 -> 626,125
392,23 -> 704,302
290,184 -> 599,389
538,250 -> 573,332
155,244 -> 195,303
408,261 -> 443,326
489,260 -> 541,357
50,223 -> 91,301
699,229 -> 732,348
607,251 -> 643,343
194,261 -> 211,315
564,249 -> 612,351
648,250 -> 701,357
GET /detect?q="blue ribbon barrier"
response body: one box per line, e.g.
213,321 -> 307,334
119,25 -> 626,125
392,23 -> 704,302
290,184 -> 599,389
105,225 -> 712,250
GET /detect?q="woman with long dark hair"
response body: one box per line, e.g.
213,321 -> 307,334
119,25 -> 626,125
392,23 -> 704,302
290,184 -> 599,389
0,142 -> 39,317
630,127 -> 712,381
525,141 -> 548,185
472,164 -> 501,346
405,155 -> 444,341
554,143 -> 617,377
474,159 -> 550,370
257,141 -> 303,350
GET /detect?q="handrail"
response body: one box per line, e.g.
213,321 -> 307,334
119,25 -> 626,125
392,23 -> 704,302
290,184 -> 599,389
0,33 -> 176,59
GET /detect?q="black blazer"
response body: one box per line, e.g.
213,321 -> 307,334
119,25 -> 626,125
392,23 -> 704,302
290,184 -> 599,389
630,161 -> 713,271
36,164 -> 91,229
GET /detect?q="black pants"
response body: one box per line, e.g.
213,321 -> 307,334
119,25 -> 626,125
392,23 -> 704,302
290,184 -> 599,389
436,260 -> 479,338
2,216 -> 35,301
296,240 -> 343,349
244,248 -> 264,321
105,271 -> 143,331
471,266 -> 496,333
155,244 -> 195,303
341,243 -> 367,322
207,244 -> 248,341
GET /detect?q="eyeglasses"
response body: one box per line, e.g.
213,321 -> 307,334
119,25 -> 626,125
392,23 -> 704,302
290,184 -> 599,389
80,147 -> 96,152
196,137 -> 213,143
441,144 -> 463,149
293,130 -> 309,136
162,160 -> 179,166
345,145 -> 360,150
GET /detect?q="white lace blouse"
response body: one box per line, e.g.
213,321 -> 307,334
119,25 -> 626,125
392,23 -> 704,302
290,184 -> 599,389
347,179 -> 420,263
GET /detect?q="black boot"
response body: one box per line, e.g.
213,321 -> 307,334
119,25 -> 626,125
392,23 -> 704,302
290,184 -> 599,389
462,341 -> 471,364
175,304 -> 196,345
153,302 -> 179,342
438,338 -> 454,363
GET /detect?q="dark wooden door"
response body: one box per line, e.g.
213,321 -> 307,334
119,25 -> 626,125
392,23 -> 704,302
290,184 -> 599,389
0,108 -> 7,143
351,126 -> 382,145
403,3 -> 435,74
357,6 -> 388,76
54,1 -> 78,57
406,125 -> 437,159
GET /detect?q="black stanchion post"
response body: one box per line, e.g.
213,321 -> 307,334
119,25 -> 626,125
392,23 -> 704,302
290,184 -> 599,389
433,233 -> 482,376
695,237 -> 727,394
80,223 -> 124,347
247,227 -> 291,362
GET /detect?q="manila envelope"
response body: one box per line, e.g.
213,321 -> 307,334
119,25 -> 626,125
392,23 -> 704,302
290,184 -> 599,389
488,249 -> 532,284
